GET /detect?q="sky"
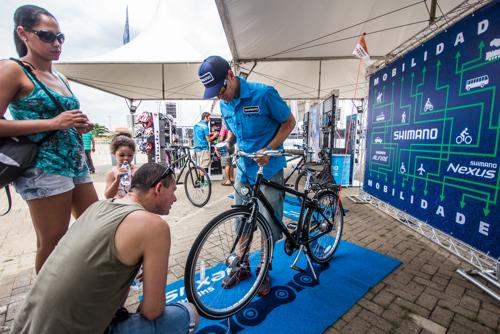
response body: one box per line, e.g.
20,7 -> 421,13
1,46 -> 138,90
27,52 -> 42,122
0,0 -> 230,129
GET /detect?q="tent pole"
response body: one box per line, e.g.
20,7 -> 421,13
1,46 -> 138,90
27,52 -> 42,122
317,60 -> 322,100
162,64 -> 165,100
429,0 -> 438,24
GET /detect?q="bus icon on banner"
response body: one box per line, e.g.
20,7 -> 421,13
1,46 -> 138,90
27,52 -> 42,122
465,75 -> 489,91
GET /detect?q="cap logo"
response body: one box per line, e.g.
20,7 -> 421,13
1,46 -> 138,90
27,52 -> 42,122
200,72 -> 215,85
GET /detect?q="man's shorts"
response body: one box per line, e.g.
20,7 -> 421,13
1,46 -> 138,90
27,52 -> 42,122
196,150 -> 211,169
108,303 -> 197,334
221,153 -> 232,167
14,167 -> 93,201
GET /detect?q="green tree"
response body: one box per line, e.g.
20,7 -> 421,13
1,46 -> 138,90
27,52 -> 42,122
91,123 -> 111,137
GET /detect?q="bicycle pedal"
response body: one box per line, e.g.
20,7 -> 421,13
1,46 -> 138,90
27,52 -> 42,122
286,222 -> 298,231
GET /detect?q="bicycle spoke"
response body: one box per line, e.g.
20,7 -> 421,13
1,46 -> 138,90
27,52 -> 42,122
305,191 -> 343,263
185,210 -> 272,319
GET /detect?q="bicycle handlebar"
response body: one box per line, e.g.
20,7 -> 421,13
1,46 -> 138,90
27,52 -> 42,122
237,150 -> 292,159
284,148 -> 305,156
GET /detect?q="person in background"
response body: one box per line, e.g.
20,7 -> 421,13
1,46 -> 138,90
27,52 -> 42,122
82,131 -> 95,174
198,55 -> 296,296
193,112 -> 218,172
105,133 -> 137,199
10,163 -> 199,334
0,4 -> 97,273
217,120 -> 234,185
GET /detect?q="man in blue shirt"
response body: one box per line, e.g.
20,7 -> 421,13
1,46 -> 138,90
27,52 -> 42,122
193,112 -> 218,171
198,56 -> 296,296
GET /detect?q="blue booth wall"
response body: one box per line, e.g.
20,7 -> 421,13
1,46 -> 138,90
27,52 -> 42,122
363,0 -> 500,258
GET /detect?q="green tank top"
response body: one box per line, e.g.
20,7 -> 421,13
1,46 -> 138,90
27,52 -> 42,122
8,65 -> 88,177
10,200 -> 144,334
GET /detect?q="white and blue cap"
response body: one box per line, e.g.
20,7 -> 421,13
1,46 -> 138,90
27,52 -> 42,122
198,55 -> 230,99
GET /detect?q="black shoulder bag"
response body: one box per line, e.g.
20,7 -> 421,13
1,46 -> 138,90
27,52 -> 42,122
0,58 -> 67,215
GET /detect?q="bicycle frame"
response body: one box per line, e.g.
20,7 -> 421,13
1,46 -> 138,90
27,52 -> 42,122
283,154 -> 305,185
241,170 -> 335,252
167,147 -> 198,184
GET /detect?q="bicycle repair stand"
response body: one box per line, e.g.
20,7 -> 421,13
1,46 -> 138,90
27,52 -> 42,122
290,245 -> 319,282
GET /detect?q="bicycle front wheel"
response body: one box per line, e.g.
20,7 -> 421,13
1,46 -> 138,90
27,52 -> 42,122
184,166 -> 212,207
304,190 -> 343,263
185,208 -> 273,319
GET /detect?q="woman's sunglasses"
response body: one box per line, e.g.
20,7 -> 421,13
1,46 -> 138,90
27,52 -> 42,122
149,167 -> 175,188
27,29 -> 65,44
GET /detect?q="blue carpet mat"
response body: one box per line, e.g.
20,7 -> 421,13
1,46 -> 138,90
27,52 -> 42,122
159,240 -> 400,333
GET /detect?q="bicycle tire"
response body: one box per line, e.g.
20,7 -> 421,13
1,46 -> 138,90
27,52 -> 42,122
184,208 -> 273,319
184,166 -> 212,207
294,171 -> 307,193
304,190 -> 343,263
295,168 -> 336,193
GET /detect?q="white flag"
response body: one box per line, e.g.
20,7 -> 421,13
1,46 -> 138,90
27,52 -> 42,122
353,34 -> 373,65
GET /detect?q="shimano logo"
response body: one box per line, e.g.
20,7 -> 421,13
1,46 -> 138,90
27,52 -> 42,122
200,72 -> 214,85
446,162 -> 496,179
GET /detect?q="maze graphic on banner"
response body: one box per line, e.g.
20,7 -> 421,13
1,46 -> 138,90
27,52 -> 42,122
364,0 -> 500,258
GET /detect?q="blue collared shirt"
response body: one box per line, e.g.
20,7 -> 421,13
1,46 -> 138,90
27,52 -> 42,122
220,77 -> 291,184
193,120 -> 209,152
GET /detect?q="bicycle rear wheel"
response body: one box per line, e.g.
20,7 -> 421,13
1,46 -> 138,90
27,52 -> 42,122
304,190 -> 343,263
294,171 -> 307,193
184,166 -> 212,207
185,208 -> 273,319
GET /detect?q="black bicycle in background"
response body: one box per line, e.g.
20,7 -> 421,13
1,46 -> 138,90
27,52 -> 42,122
184,149 -> 344,319
164,145 -> 212,207
284,145 -> 336,193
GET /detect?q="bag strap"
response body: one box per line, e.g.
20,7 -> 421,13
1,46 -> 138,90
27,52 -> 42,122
9,58 -> 66,145
0,186 -> 12,216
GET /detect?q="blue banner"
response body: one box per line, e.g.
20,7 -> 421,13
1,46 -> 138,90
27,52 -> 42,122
364,1 -> 500,258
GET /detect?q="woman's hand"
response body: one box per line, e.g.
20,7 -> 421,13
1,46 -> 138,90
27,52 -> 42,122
51,110 -> 90,130
76,122 -> 94,134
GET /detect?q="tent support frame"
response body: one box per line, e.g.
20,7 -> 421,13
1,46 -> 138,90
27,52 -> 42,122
358,191 -> 500,302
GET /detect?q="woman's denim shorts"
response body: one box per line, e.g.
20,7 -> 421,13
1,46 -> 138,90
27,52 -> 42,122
14,167 -> 92,201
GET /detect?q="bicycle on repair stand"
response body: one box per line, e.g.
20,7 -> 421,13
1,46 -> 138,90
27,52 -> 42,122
165,145 -> 212,207
184,149 -> 344,319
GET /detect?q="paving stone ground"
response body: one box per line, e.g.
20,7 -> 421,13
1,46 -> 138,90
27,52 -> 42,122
0,150 -> 498,333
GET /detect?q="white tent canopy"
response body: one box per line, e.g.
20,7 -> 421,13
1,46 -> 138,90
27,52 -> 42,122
56,0 -> 465,101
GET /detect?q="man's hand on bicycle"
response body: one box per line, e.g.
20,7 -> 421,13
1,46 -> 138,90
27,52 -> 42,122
254,147 -> 271,166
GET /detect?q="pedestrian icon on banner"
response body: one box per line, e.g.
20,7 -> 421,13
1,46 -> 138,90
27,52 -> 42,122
401,111 -> 406,123
400,162 -> 406,174
417,163 -> 425,176
424,98 -> 434,112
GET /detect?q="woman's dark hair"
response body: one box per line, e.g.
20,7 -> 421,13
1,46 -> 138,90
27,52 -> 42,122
131,163 -> 175,192
110,133 -> 136,154
13,5 -> 56,57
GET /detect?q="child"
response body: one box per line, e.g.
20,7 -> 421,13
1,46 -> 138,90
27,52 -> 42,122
105,133 -> 137,199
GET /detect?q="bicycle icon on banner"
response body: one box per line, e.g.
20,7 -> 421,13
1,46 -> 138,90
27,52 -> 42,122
455,128 -> 472,145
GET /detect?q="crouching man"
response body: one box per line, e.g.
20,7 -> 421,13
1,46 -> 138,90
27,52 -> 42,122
10,163 -> 199,334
